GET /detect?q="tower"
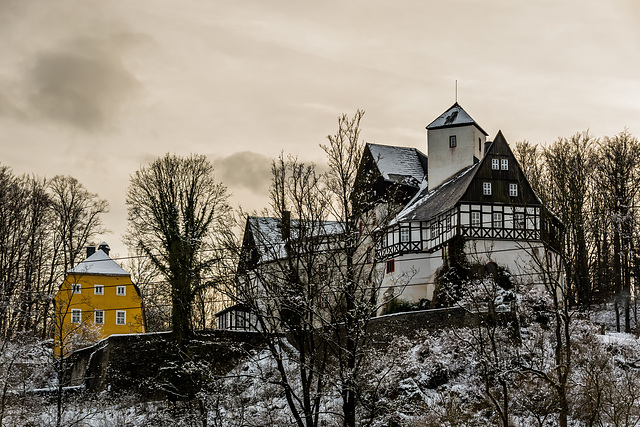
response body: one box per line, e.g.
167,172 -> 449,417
426,103 -> 488,189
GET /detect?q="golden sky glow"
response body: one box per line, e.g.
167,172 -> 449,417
2,0 -> 639,255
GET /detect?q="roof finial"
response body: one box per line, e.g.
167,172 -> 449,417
455,80 -> 458,104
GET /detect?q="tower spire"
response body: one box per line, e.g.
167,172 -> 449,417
455,80 -> 458,103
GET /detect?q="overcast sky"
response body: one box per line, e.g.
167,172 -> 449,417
2,0 -> 639,257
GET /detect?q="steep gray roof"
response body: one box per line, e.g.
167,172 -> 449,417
67,249 -> 130,276
426,102 -> 488,136
367,143 -> 427,187
393,163 -> 478,223
247,216 -> 343,262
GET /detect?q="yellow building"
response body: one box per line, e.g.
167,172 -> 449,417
54,242 -> 146,356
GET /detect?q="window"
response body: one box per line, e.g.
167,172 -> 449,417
71,283 -> 81,294
71,309 -> 81,324
400,227 -> 410,243
236,312 -> 246,329
116,311 -> 126,325
492,158 -> 500,170
94,310 -> 104,324
116,286 -> 126,296
493,212 -> 503,228
449,135 -> 457,148
509,183 -> 518,197
514,213 -> 525,229
483,182 -> 492,195
471,212 -> 481,227
431,222 -> 440,239
94,285 -> 104,295
501,159 -> 509,170
478,138 -> 482,152
386,259 -> 395,274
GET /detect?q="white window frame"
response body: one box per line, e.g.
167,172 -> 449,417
430,222 -> 440,239
94,285 -> 104,295
116,311 -> 126,325
400,227 -> 410,243
71,283 -> 81,294
483,182 -> 492,195
509,183 -> 518,197
471,211 -> 481,227
116,285 -> 126,296
492,158 -> 500,170
71,309 -> 81,324
501,159 -> 509,170
94,310 -> 104,324
493,212 -> 503,228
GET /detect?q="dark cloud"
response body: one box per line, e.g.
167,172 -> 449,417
213,151 -> 272,194
27,35 -> 141,131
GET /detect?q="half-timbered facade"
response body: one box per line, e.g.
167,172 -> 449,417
367,104 -> 563,312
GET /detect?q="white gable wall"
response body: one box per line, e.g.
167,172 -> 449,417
427,125 -> 486,189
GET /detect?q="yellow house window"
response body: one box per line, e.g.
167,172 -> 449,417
116,286 -> 126,296
71,283 -> 81,294
94,285 -> 104,295
95,310 -> 104,324
116,311 -> 126,325
71,309 -> 81,323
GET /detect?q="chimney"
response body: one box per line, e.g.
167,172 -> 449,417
86,245 -> 96,258
98,242 -> 110,256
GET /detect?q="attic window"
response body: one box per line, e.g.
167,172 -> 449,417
492,158 -> 499,170
483,182 -> 492,196
509,183 -> 518,197
478,138 -> 482,152
449,135 -> 457,148
501,159 -> 509,170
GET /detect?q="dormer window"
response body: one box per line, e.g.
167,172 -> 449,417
449,135 -> 457,148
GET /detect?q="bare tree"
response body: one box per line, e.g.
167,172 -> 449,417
320,110 -> 391,427
234,153 -> 332,427
595,130 -> 640,332
542,131 -> 596,307
126,153 -> 233,345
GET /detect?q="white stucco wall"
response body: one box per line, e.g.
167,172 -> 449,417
427,125 -> 486,189
378,238 -> 560,314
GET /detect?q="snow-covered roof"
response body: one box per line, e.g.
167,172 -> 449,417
426,103 -> 488,136
67,249 -> 130,277
367,143 -> 427,187
393,163 -> 478,224
247,216 -> 344,262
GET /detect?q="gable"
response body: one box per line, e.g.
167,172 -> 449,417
352,143 -> 427,214
426,102 -> 488,136
461,131 -> 540,206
